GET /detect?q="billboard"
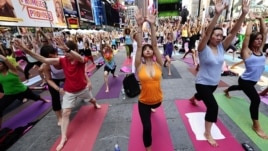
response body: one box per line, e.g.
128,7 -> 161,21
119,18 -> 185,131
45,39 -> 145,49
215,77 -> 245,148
0,0 -> 67,28
62,0 -> 78,16
158,0 -> 180,17
61,0 -> 79,28
77,0 -> 94,22
231,0 -> 268,19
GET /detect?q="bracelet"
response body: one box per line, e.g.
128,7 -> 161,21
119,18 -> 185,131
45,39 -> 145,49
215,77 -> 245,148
65,49 -> 71,53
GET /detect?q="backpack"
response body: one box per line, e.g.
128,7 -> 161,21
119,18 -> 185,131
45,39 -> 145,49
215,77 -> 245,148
123,73 -> 140,98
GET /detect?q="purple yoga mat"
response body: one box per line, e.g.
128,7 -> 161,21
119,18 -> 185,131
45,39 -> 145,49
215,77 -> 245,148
260,95 -> 268,105
2,101 -> 52,129
95,74 -> 124,100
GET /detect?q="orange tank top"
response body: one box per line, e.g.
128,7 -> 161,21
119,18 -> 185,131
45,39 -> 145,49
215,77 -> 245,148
138,63 -> 163,105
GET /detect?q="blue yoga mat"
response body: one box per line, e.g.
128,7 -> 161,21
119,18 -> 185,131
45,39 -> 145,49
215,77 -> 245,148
2,101 -> 51,129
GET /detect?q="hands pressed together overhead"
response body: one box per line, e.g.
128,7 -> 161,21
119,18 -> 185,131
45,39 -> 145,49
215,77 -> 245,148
134,9 -> 157,26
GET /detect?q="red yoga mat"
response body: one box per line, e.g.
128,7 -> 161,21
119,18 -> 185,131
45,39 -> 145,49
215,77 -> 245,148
128,104 -> 174,151
50,104 -> 108,151
175,100 -> 244,151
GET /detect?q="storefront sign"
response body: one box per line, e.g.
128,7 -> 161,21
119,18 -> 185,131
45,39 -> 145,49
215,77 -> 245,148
66,17 -> 79,28
77,0 -> 94,22
0,0 -> 67,28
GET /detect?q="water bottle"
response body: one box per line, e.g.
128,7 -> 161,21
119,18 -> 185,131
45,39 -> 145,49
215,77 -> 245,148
121,88 -> 126,100
114,144 -> 120,151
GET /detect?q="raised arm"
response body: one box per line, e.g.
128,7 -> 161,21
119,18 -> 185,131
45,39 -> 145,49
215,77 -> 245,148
258,16 -> 267,49
0,55 -> 17,73
55,38 -> 85,63
222,0 -> 249,50
146,9 -> 163,66
240,12 -> 254,60
197,0 -> 228,52
13,39 -> 59,65
134,9 -> 145,70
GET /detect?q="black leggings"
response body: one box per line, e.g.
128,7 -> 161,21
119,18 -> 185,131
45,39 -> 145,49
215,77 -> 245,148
226,77 -> 259,120
194,84 -> 218,122
0,87 -> 41,117
138,101 -> 161,147
24,61 -> 42,79
47,79 -> 65,111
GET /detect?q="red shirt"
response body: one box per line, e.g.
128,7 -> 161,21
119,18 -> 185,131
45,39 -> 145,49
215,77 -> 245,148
59,57 -> 87,92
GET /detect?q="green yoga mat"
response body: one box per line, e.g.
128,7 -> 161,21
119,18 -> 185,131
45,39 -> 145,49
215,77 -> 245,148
214,93 -> 268,150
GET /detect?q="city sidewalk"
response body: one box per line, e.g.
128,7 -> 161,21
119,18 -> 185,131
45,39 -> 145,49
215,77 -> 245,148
7,47 -> 268,151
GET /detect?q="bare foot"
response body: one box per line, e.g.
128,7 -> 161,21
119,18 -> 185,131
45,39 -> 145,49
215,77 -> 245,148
224,89 -> 231,99
22,98 -> 28,103
57,119 -> 62,127
90,100 -> 101,109
105,88 -> 109,93
113,75 -> 118,78
56,138 -> 67,151
42,99 -> 51,103
252,126 -> 268,139
151,108 -> 156,112
204,133 -> 218,147
189,98 -> 198,106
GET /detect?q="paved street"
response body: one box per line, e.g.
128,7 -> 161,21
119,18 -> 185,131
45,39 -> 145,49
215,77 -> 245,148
7,46 -> 268,151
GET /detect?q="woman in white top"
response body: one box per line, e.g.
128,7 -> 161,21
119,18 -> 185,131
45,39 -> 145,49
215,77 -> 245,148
131,31 -> 138,73
77,36 -> 84,55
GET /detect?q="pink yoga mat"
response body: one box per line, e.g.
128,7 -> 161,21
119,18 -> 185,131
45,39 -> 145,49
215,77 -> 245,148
182,57 -> 195,67
50,104 -> 108,151
175,100 -> 243,151
120,66 -> 131,73
259,95 -> 268,105
86,63 -> 96,73
122,58 -> 132,66
128,104 -> 174,151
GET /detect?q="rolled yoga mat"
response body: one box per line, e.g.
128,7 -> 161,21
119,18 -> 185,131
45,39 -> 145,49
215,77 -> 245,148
175,100 -> 244,151
214,93 -> 268,150
128,104 -> 174,151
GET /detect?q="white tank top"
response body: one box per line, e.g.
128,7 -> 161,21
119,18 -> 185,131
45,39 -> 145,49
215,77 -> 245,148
50,65 -> 65,79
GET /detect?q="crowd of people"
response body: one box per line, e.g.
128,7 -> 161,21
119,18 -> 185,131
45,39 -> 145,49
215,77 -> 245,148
0,0 -> 268,150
